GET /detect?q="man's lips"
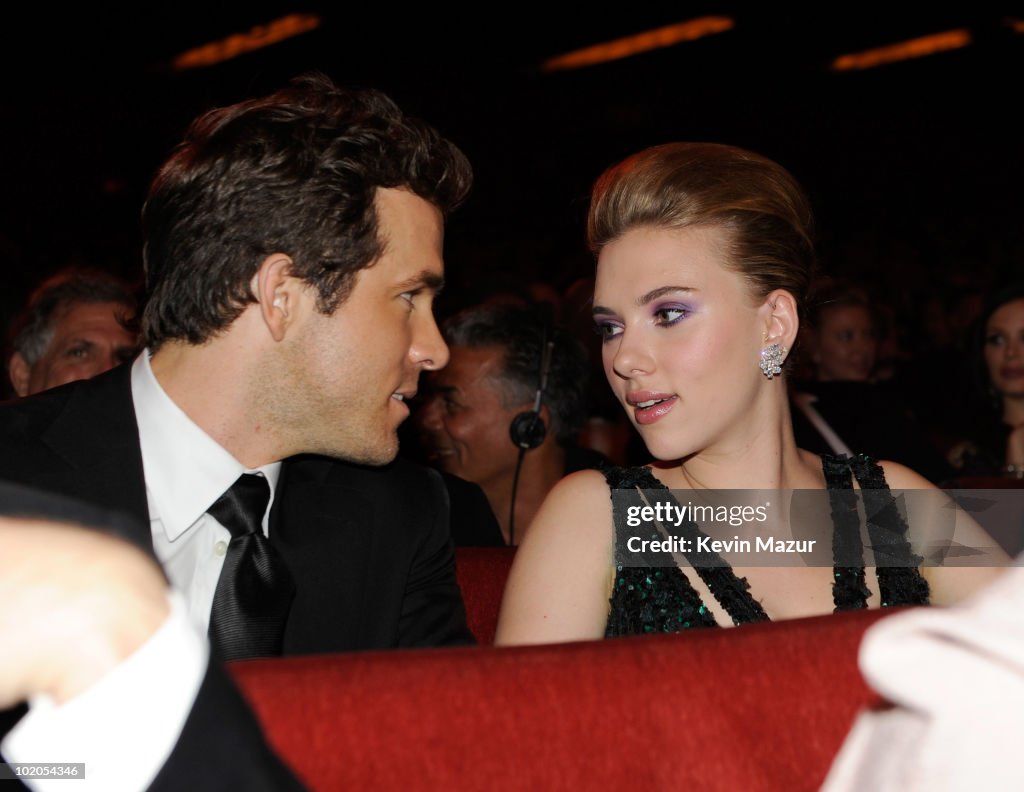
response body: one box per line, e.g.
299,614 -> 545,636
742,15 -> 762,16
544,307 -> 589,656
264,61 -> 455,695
391,389 -> 416,418
391,385 -> 418,402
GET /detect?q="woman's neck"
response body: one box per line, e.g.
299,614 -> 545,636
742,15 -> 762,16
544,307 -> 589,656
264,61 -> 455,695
1003,394 -> 1024,427
656,388 -> 823,490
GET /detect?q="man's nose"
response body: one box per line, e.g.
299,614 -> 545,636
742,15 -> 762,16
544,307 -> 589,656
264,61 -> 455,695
411,314 -> 450,372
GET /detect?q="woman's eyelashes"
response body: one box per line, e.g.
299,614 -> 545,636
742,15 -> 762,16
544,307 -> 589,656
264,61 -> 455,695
594,303 -> 694,342
593,319 -> 623,341
987,329 -> 1024,347
652,302 -> 693,327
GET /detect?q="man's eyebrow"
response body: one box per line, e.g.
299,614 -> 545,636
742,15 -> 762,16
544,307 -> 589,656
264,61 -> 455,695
592,286 -> 696,316
398,271 -> 445,293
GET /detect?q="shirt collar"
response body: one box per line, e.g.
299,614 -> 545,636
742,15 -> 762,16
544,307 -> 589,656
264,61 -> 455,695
131,352 -> 281,541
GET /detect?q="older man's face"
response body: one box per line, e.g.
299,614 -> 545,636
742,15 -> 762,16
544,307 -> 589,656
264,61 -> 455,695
9,301 -> 139,397
417,344 -> 527,488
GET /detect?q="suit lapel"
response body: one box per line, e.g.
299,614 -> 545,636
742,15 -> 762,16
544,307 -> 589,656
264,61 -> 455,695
40,365 -> 151,545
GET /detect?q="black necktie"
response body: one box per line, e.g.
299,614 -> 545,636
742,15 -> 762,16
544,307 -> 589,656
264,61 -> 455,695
207,473 -> 295,660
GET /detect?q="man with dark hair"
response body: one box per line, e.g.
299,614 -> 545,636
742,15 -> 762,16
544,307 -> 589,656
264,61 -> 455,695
0,73 -> 474,784
6,267 -> 139,398
417,301 -> 608,543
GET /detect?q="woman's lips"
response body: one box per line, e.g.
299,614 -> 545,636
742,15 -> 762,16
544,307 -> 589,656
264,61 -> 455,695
631,395 -> 679,425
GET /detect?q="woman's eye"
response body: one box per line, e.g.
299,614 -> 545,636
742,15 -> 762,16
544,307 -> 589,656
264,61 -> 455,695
654,307 -> 688,325
593,322 -> 623,340
985,333 -> 1004,346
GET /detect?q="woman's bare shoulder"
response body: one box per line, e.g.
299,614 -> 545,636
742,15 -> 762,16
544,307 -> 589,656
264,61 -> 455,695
527,468 -> 615,535
495,468 -> 617,645
550,467 -> 613,498
877,459 -> 938,490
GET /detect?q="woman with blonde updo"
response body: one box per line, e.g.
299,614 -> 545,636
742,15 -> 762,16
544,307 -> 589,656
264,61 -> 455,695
496,143 -> 1006,644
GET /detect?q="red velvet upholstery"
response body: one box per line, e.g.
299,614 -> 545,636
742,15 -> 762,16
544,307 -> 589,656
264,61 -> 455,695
454,546 -> 516,645
231,608 -> 894,791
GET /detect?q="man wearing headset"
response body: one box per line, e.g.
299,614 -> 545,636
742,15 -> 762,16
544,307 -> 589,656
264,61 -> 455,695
416,301 -> 609,544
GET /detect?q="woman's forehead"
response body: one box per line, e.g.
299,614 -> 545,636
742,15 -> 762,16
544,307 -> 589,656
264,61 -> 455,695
594,225 -> 743,298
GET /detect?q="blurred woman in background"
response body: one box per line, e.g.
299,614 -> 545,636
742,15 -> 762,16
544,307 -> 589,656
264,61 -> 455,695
947,281 -> 1024,479
790,279 -> 952,483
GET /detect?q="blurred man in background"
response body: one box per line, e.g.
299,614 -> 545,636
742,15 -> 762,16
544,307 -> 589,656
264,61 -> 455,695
6,267 -> 139,398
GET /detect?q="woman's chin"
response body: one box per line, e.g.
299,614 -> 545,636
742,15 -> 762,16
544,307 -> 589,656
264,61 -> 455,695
639,434 -> 693,464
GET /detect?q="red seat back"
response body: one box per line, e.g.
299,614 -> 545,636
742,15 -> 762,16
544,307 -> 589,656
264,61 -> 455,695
231,607 -> 891,791
454,546 -> 516,645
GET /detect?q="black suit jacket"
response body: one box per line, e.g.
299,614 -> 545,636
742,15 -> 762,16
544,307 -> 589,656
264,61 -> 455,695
0,364 -> 474,653
0,479 -> 304,790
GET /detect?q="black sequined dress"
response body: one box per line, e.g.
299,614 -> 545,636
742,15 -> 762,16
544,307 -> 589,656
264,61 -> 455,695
604,454 -> 930,637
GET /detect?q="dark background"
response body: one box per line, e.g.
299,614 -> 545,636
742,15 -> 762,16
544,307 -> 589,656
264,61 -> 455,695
2,5 -> 1021,326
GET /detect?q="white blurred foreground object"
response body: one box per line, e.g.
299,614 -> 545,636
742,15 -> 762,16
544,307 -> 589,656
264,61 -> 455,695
823,559 -> 1024,791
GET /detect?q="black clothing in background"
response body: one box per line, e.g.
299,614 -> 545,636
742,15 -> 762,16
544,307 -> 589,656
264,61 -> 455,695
564,443 -> 613,475
947,415 -> 1014,478
438,444 -> 612,547
790,380 -> 953,485
438,469 -> 505,547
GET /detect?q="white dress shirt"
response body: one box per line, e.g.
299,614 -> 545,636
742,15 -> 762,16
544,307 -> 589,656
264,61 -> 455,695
131,352 -> 280,633
2,593 -> 208,792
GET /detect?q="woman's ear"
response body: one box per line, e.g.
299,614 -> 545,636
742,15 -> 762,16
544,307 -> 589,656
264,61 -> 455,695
760,289 -> 799,355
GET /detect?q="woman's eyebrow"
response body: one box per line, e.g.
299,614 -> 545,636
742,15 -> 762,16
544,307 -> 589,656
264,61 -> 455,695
592,285 -> 697,316
636,285 -> 696,306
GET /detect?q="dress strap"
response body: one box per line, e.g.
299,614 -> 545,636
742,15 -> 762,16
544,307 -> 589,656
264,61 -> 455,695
820,453 -> 930,609
847,455 -> 930,607
603,467 -> 768,626
821,454 -> 871,611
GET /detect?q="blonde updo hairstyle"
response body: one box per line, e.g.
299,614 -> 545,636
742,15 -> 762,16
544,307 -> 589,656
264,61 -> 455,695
587,142 -> 816,318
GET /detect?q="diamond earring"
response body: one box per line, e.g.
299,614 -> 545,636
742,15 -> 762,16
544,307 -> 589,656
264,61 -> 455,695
759,343 -> 786,379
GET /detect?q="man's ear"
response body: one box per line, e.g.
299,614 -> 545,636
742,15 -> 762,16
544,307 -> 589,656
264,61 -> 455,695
760,289 -> 799,354
8,352 -> 31,398
251,254 -> 297,342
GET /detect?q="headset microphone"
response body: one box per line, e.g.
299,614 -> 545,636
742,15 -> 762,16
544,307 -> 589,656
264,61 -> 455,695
509,338 -> 554,450
507,319 -> 556,545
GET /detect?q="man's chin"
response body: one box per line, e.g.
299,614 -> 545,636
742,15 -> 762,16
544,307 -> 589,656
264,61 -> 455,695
356,442 -> 400,467
317,435 -> 399,468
